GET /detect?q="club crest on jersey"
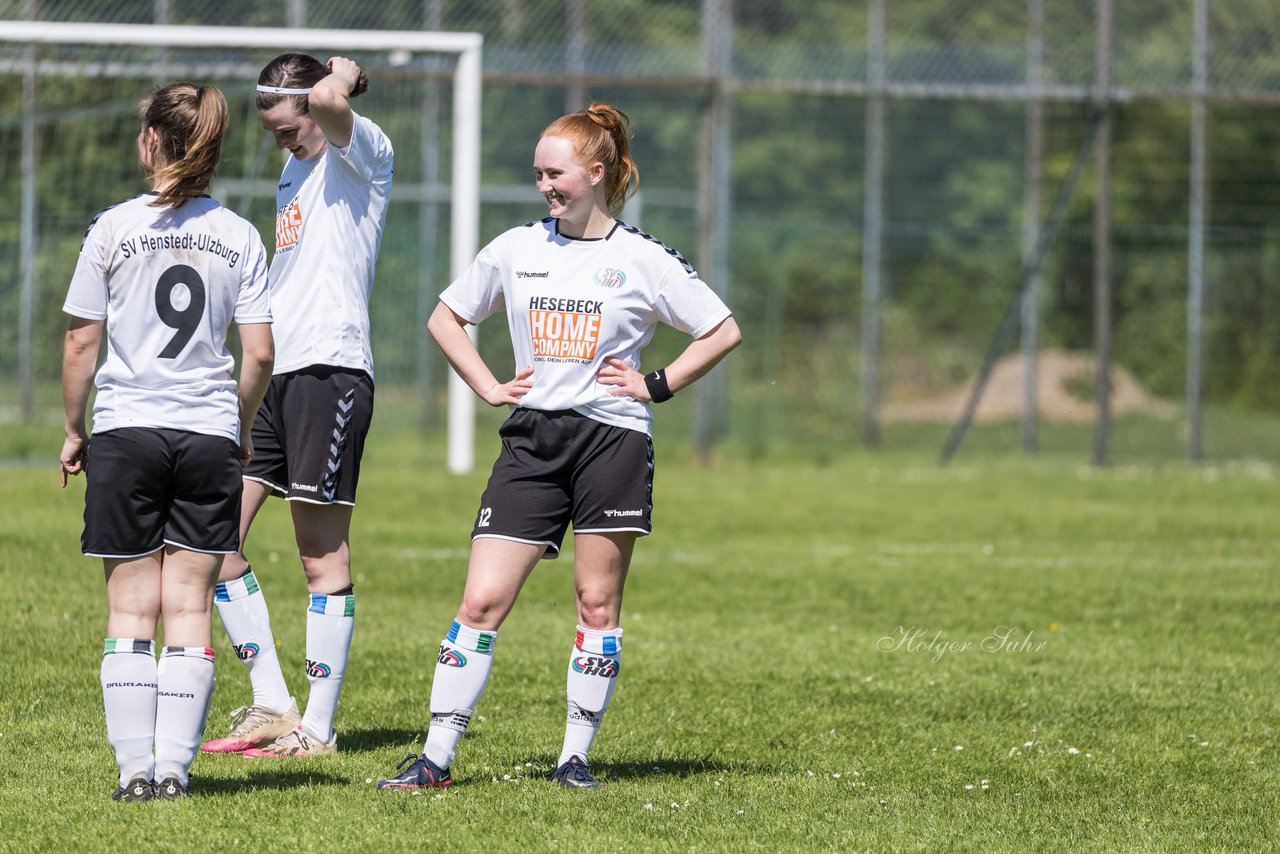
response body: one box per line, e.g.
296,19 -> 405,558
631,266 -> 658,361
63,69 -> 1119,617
439,646 -> 468,667
572,656 -> 619,678
594,266 -> 626,288
234,642 -> 260,660
306,659 -> 332,678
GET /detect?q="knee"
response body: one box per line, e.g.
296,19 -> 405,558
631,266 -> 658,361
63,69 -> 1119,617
456,597 -> 501,630
300,554 -> 350,592
575,594 -> 618,632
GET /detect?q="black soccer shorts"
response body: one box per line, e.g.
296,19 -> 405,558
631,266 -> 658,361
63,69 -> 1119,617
471,408 -> 654,559
243,364 -> 374,505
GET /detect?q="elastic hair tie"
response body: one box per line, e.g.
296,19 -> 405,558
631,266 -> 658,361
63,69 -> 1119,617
256,84 -> 312,95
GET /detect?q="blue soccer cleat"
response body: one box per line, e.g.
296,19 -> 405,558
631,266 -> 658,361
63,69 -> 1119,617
377,754 -> 453,789
549,755 -> 600,790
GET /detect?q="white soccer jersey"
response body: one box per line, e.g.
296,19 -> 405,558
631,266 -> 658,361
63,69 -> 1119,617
440,218 -> 732,435
63,193 -> 272,442
268,112 -> 394,378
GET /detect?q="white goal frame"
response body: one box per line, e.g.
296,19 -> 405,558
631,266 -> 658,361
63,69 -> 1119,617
3,21 -> 482,472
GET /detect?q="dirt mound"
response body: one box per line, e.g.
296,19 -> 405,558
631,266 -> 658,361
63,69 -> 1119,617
882,349 -> 1177,424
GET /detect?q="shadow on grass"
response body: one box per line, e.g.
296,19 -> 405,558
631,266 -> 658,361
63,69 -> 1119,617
568,757 -> 740,781
194,767 -> 348,796
339,727 -> 424,753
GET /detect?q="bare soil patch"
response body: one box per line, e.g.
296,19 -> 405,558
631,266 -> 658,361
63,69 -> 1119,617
882,349 -> 1177,424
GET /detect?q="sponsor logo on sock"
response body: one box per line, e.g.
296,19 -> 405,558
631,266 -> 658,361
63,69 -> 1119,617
572,656 -> 619,678
234,642 -> 260,660
306,659 -> 332,678
568,708 -> 600,725
438,645 -> 467,667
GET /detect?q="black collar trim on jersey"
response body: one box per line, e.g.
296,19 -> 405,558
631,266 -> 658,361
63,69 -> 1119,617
553,219 -> 619,242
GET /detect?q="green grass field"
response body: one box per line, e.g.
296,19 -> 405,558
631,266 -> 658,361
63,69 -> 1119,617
2,421 -> 1276,851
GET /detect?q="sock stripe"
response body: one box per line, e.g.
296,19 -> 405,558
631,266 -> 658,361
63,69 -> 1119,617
103,638 -> 155,656
162,646 -> 216,661
215,569 -> 261,603
575,627 -> 622,655
447,620 -> 496,653
309,593 -> 356,616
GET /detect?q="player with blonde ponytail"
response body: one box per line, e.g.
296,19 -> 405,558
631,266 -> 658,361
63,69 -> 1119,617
61,81 -> 275,801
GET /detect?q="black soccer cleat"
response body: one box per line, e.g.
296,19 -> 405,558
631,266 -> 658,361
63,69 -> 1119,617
155,777 -> 188,800
376,754 -> 453,790
549,755 -> 600,790
111,777 -> 154,802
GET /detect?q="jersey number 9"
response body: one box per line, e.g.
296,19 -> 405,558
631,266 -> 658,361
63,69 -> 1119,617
155,264 -> 207,358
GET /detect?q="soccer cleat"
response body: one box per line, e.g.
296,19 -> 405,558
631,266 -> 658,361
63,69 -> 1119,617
242,726 -> 338,758
111,777 -> 154,802
201,699 -> 301,753
155,777 -> 188,800
376,754 -> 453,790
549,755 -> 600,790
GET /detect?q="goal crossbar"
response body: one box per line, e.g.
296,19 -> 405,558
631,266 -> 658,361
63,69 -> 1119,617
3,20 -> 483,472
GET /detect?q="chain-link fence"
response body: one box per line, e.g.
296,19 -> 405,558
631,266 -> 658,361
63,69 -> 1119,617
3,0 -> 1278,463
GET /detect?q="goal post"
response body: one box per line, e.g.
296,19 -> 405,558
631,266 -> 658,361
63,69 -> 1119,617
2,20 -> 481,472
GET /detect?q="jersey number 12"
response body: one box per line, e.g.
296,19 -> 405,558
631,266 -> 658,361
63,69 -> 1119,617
155,264 -> 207,358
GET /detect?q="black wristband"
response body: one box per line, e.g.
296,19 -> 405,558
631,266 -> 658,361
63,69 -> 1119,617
644,368 -> 674,403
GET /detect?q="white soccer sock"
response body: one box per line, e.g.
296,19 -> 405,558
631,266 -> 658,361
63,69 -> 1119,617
154,646 -> 215,786
101,638 -> 157,787
558,626 -> 623,766
423,621 -> 496,769
214,568 -> 292,712
299,592 -> 355,743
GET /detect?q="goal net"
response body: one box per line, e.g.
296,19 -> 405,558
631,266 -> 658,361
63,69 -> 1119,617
0,21 -> 482,471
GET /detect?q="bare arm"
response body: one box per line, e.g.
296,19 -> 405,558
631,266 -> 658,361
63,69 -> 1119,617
308,56 -> 363,149
61,317 -> 104,486
426,300 -> 533,406
596,315 -> 742,402
236,322 -> 275,466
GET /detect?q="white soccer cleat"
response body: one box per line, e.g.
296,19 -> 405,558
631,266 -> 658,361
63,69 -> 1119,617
242,726 -> 338,758
200,699 -> 301,753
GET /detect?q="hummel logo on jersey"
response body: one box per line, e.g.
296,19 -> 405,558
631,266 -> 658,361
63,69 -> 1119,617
516,270 -> 549,278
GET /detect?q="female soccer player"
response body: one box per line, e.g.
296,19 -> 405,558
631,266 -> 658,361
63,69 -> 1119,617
378,104 -> 742,790
200,54 -> 394,758
61,82 -> 275,801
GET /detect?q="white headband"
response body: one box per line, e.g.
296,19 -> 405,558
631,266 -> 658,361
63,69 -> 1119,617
256,84 -> 312,95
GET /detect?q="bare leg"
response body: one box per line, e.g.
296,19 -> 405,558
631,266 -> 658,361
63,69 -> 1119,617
218,478 -> 272,582
554,531 -> 637,777
290,501 -> 356,743
154,546 -> 221,788
101,552 -> 162,789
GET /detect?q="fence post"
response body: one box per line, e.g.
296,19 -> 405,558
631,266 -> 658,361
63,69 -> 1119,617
1091,0 -> 1114,468
1021,0 -> 1045,454
860,0 -> 886,448
694,0 -> 733,460
1186,0 -> 1209,463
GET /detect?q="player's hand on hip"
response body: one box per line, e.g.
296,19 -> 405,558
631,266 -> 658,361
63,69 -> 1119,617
59,432 -> 86,488
597,357 -> 648,401
483,367 -> 534,407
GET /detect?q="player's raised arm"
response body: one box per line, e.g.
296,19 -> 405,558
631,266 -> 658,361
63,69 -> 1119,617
308,56 -> 366,148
